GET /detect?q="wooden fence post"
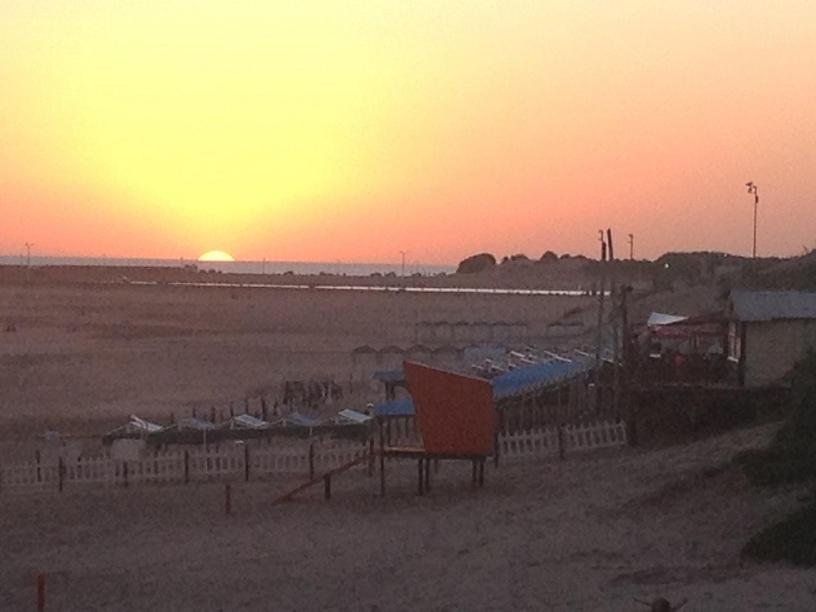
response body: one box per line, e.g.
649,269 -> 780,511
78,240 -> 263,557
323,474 -> 331,500
244,444 -> 250,482
308,441 -> 315,480
58,457 -> 64,493
37,573 -> 46,612
261,397 -> 268,421
184,450 -> 190,484
558,423 -> 565,460
378,418 -> 386,497
122,461 -> 128,488
36,450 -> 42,483
367,436 -> 374,477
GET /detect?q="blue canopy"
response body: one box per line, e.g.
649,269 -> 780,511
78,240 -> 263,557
491,358 -> 592,400
283,412 -> 322,427
373,397 -> 415,417
372,356 -> 593,415
372,369 -> 405,384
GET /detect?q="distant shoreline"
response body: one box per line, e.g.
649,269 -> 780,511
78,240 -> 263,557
0,261 -> 598,292
0,256 -> 454,277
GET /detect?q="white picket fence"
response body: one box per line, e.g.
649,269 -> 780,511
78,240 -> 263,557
0,420 -> 626,495
0,440 -> 371,496
500,419 -> 628,462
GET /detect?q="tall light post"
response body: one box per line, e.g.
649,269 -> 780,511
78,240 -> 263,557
627,233 -> 634,260
24,242 -> 35,267
745,181 -> 759,258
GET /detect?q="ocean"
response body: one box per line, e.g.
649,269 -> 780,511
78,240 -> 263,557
0,256 -> 455,277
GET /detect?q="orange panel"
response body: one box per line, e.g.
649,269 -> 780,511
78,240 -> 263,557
403,361 -> 495,456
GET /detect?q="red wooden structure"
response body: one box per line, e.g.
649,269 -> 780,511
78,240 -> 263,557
379,361 -> 496,496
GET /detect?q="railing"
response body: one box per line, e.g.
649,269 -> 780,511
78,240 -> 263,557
500,419 -> 628,462
0,420 -> 626,496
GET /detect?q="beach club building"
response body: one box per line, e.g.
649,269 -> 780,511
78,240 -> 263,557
727,290 -> 816,387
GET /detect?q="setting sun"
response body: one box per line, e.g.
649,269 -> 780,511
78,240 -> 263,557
198,250 -> 235,263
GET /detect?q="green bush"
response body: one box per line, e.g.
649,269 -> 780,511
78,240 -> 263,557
741,350 -> 816,487
742,501 -> 816,566
741,351 -> 816,565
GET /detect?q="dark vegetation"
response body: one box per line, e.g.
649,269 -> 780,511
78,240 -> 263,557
738,351 -> 816,566
455,252 -> 496,274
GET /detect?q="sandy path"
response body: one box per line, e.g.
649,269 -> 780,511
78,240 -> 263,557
2,423 -> 813,611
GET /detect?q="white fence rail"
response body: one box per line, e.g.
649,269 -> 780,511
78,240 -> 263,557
1,420 -> 626,495
500,419 -> 628,462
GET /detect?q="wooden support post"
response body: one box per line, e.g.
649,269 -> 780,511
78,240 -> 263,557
35,450 -> 42,483
308,441 -> 315,480
244,444 -> 250,482
367,436 -> 374,477
122,461 -> 128,489
424,457 -> 431,492
37,573 -> 46,612
558,423 -> 565,460
478,459 -> 485,487
58,457 -> 64,493
379,419 -> 386,497
417,458 -> 424,496
184,450 -> 190,484
324,474 -> 331,500
471,459 -> 477,487
224,483 -> 231,515
261,397 -> 268,421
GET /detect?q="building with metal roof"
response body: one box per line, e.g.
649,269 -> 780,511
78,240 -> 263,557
729,290 -> 816,322
728,290 -> 816,387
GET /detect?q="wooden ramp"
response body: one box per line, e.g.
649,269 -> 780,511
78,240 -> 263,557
271,453 -> 370,505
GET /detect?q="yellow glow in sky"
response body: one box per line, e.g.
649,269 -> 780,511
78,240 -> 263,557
2,1 -> 815,262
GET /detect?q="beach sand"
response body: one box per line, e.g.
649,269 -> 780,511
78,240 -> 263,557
1,423 -> 812,611
0,280 -> 591,451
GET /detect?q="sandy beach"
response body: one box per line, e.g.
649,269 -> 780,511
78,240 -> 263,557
1,422 -> 813,611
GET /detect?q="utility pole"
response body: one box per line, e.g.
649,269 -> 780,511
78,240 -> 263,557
24,242 -> 34,267
595,230 -> 607,376
745,182 -> 759,258
628,233 -> 634,260
24,242 -> 35,285
399,250 -> 407,277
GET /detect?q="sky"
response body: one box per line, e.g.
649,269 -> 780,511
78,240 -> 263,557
2,1 -> 815,264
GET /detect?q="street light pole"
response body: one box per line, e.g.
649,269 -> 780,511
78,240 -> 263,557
628,233 -> 634,261
745,182 -> 759,258
24,242 -> 35,267
399,250 -> 407,277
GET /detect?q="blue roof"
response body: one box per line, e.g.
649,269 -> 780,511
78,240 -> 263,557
373,357 -> 593,415
372,369 -> 405,383
284,412 -> 322,427
373,397 -> 415,417
491,358 -> 592,400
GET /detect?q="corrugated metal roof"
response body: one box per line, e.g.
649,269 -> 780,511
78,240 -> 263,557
730,290 -> 816,322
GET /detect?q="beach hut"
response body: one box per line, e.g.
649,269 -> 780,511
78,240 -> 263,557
727,289 -> 816,387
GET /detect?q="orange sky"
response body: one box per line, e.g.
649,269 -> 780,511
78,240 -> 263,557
2,1 -> 815,263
